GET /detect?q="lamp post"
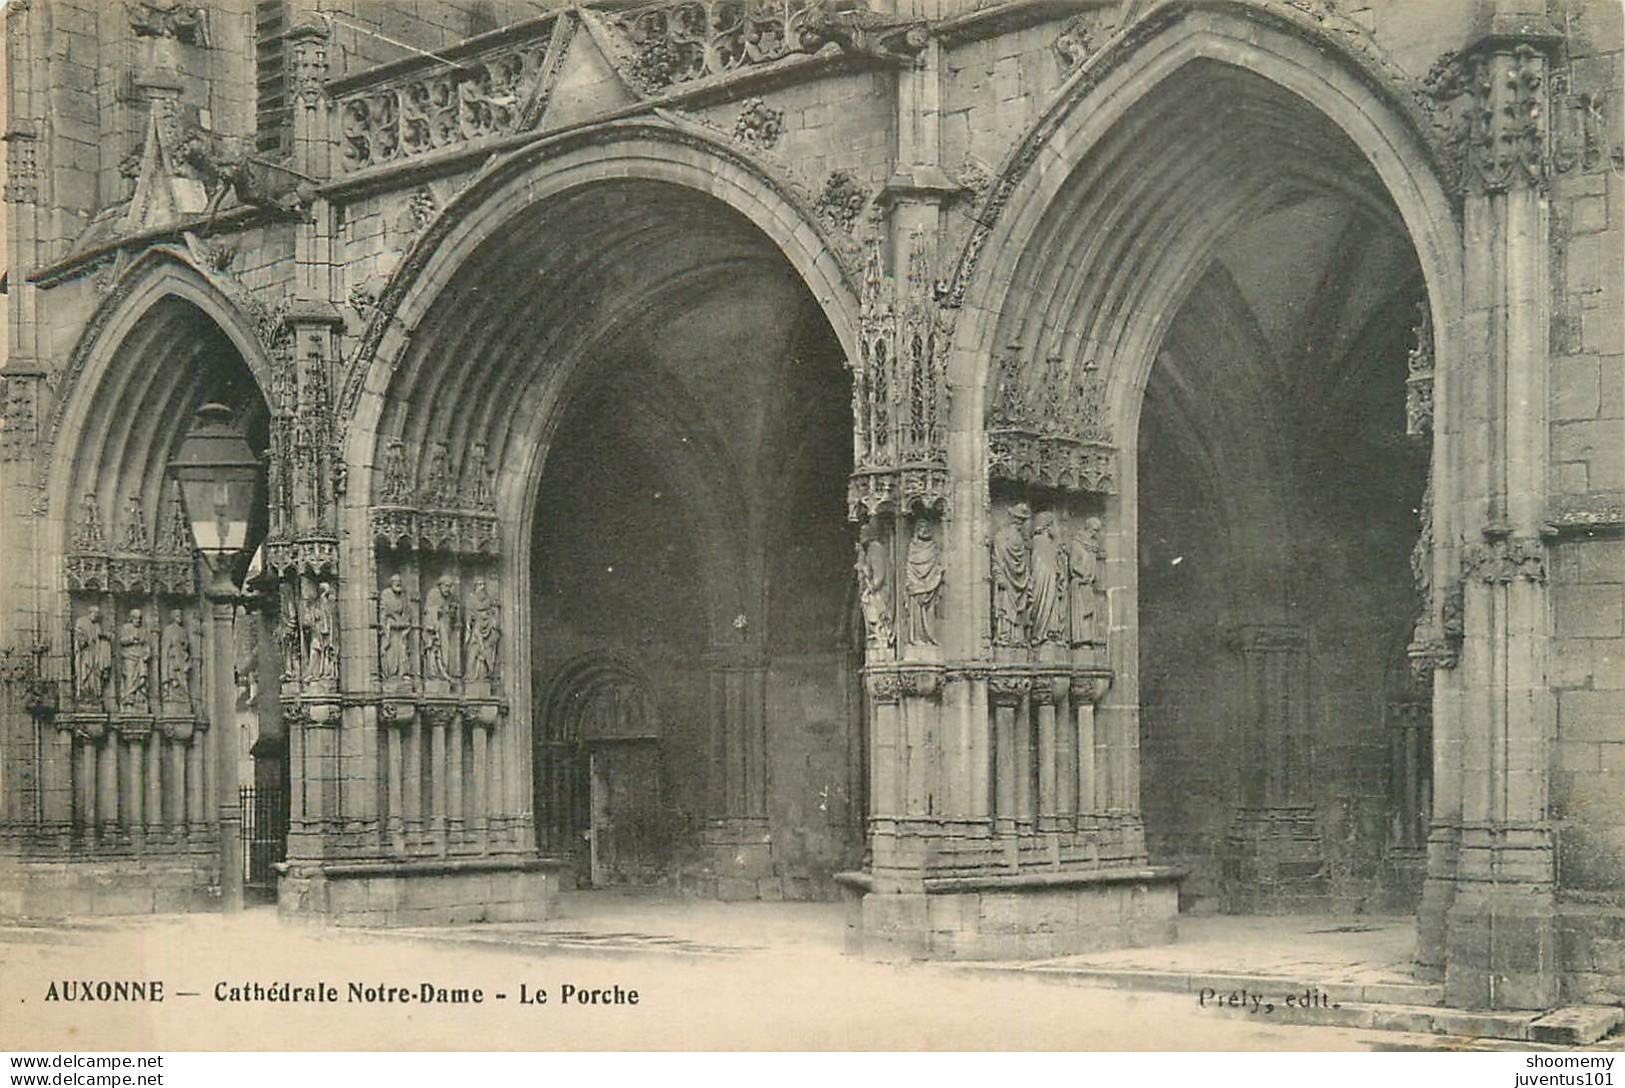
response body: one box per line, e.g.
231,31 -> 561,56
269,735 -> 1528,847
169,402 -> 262,913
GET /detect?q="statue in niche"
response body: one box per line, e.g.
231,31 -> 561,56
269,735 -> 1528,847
1029,511 -> 1067,645
73,494 -> 105,551
73,605 -> 112,705
118,608 -> 153,709
305,581 -> 339,683
1067,516 -> 1105,646
278,582 -> 301,682
378,573 -> 415,683
378,439 -> 412,505
464,578 -> 500,683
161,609 -> 193,708
120,494 -> 149,552
422,574 -> 460,683
855,520 -> 894,650
991,502 -> 1032,646
464,442 -> 495,509
903,518 -> 943,647
233,611 -> 259,709
420,441 -> 453,507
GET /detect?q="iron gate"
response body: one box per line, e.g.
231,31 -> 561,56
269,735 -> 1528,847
240,785 -> 288,893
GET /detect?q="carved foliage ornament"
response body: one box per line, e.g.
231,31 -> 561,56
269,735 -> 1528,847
1406,299 -> 1434,437
1422,43 -> 1551,195
1462,535 -> 1546,584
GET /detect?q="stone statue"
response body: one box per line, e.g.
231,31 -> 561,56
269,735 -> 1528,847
120,494 -> 149,552
991,502 -> 1032,646
855,520 -> 894,650
161,609 -> 192,708
378,572 -> 414,683
1030,511 -> 1067,645
73,493 -> 105,551
118,608 -> 153,709
422,574 -> 460,682
464,578 -> 500,683
903,518 -> 943,646
278,582 -> 301,682
1068,516 -> 1104,646
73,606 -> 112,705
305,581 -> 339,683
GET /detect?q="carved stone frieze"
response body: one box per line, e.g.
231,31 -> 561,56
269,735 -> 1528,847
1406,299 -> 1434,437
1462,534 -> 1546,584
3,131 -> 39,203
338,32 -> 556,173
1551,71 -> 1625,176
263,537 -> 339,577
601,1 -> 921,98
0,372 -> 39,459
126,0 -> 205,44
986,350 -> 1115,494
847,234 -> 951,519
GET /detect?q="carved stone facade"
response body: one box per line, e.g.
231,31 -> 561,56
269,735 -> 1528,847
1,0 -> 1620,1014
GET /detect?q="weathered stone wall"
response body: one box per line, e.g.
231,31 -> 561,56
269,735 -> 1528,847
1543,0 -> 1625,1007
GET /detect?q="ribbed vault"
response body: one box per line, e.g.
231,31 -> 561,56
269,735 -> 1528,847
64,295 -> 268,554
375,179 -> 807,524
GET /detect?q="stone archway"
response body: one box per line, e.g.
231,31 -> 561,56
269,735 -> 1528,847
22,263 -> 277,913
311,128 -> 866,912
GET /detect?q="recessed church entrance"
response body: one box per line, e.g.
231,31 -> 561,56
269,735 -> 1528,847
1128,67 -> 1433,917
519,181 -> 864,900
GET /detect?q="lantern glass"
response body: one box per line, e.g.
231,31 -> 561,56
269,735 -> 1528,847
167,403 -> 263,575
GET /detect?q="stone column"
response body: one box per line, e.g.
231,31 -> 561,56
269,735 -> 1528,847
1418,14 -> 1563,1010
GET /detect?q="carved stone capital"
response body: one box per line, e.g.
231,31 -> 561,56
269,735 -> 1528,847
1462,535 -> 1547,585
1422,28 -> 1560,195
866,671 -> 903,704
159,716 -> 196,743
1070,672 -> 1112,706
986,673 -> 1031,707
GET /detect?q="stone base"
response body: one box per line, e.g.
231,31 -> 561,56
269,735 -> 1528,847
277,856 -> 564,927
1556,902 -> 1625,1007
680,818 -> 781,901
1222,806 -> 1330,913
838,867 -> 1181,960
1445,888 -> 1559,1010
0,856 -> 219,917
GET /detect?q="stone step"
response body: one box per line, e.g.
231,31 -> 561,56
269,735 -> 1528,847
965,963 -> 1445,1009
1530,1005 -> 1625,1046
943,961 -> 1625,1044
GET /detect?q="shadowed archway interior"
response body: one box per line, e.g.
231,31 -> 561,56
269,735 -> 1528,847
983,58 -> 1429,914
378,179 -> 862,897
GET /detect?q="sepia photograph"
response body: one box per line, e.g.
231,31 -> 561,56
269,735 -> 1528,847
0,0 -> 1621,1067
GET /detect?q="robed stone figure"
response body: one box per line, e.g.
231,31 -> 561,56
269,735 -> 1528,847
991,502 -> 1032,646
306,582 -> 339,684
161,609 -> 193,709
1030,511 -> 1067,645
378,573 -> 415,685
464,579 -> 500,684
855,520 -> 894,650
1068,517 -> 1104,646
118,608 -> 153,710
74,606 -> 112,706
423,575 -> 460,684
904,519 -> 943,646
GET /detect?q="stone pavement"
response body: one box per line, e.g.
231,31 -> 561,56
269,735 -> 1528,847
1,898 -> 1619,1051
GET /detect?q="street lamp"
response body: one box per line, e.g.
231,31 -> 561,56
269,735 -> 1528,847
169,402 -> 262,913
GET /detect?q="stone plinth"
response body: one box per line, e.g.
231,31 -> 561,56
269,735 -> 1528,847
0,856 -> 220,918
1221,807 -> 1330,913
277,857 -> 563,927
837,867 -> 1181,960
